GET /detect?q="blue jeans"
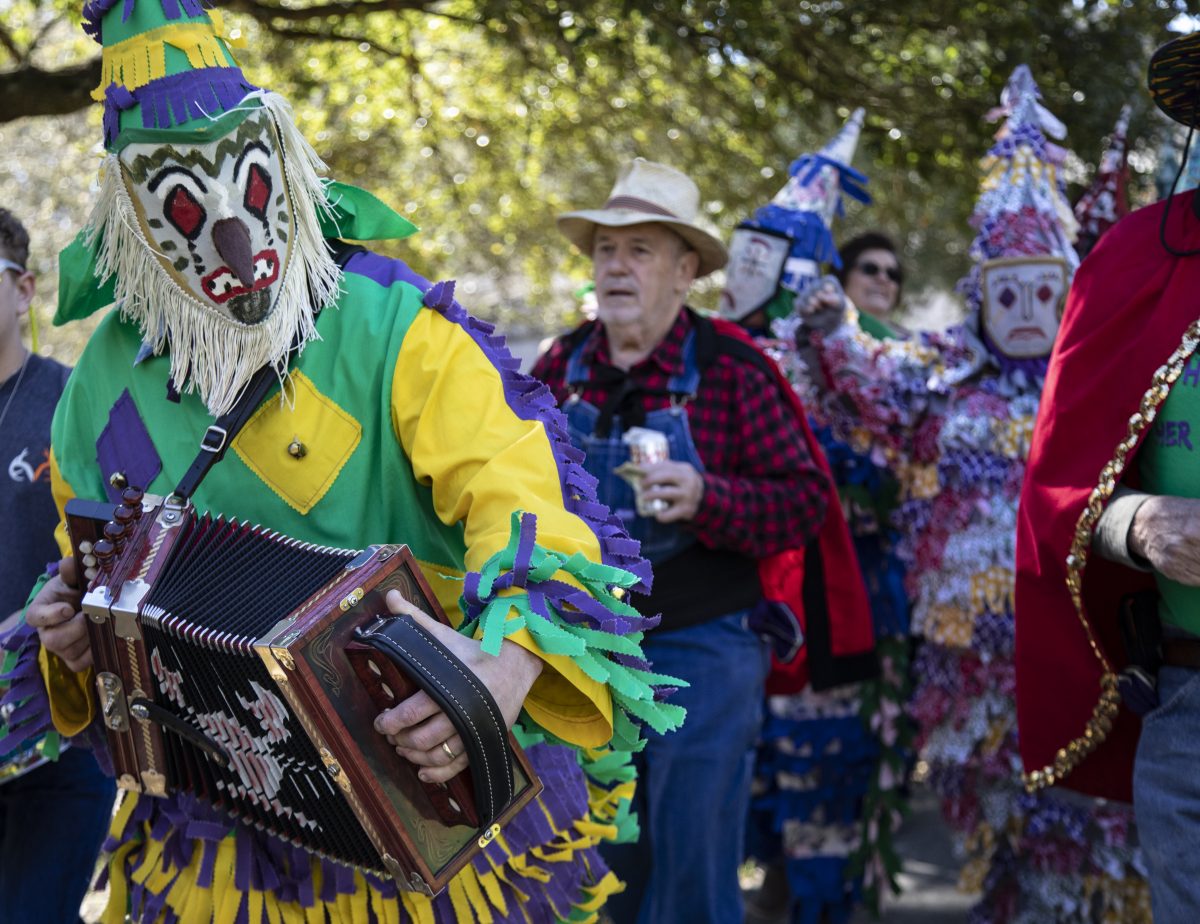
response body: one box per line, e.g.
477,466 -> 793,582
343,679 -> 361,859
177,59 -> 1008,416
602,611 -> 769,924
0,746 -> 116,923
1134,665 -> 1200,924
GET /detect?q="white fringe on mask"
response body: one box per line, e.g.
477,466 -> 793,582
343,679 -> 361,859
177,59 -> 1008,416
87,91 -> 343,418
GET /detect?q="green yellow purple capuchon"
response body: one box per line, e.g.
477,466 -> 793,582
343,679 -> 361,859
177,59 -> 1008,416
84,0 -> 259,151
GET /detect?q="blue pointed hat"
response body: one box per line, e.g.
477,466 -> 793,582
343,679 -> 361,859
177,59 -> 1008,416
748,108 -> 871,294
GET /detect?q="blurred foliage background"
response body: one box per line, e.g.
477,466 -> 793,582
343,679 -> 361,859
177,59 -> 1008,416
0,0 -> 1194,364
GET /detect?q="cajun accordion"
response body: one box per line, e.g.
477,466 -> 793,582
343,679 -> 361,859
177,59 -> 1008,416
65,491 -> 540,895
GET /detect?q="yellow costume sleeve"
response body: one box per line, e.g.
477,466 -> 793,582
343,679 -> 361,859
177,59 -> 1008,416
391,308 -> 615,746
38,450 -> 97,736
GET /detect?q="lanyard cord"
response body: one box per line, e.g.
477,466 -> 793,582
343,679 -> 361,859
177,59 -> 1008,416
1159,91 -> 1200,258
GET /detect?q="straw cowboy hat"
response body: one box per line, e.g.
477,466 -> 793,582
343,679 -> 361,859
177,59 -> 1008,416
1150,30 -> 1200,128
557,158 -> 729,277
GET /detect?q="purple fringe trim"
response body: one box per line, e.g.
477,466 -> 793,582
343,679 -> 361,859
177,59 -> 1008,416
418,278 -> 653,594
0,621 -> 53,756
102,83 -> 137,152
105,742 -> 606,922
461,511 -> 659,638
101,68 -> 258,149
84,0 -> 210,43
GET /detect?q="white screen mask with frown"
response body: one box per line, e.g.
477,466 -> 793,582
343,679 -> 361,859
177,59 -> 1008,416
979,256 -> 1069,360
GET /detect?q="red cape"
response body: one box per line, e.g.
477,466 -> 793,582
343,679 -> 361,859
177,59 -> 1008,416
711,319 -> 876,693
1016,190 -> 1200,801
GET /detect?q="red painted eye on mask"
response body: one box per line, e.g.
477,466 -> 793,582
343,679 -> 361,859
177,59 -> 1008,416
166,185 -> 205,240
244,163 -> 272,220
1036,284 -> 1054,303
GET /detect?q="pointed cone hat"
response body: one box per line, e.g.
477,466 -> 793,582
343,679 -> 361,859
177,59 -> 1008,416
720,108 -> 871,321
84,0 -> 261,152
964,64 -> 1078,273
959,64 -> 1079,371
1074,104 -> 1132,257
769,108 -> 867,229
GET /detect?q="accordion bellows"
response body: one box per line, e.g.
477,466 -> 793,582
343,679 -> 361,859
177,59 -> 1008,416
69,493 -> 540,896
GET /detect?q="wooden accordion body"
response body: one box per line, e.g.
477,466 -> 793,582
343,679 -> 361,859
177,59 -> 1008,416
68,494 -> 540,895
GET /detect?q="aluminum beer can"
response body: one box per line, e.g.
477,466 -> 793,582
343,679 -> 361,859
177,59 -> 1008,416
622,427 -> 670,515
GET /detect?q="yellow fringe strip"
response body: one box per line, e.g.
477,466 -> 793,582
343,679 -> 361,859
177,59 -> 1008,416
99,780 -> 625,924
576,870 -> 623,917
91,11 -> 245,100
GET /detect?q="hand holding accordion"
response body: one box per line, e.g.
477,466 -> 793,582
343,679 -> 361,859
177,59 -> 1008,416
64,492 -> 542,895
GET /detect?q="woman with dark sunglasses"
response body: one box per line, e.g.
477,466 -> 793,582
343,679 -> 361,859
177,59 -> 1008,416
834,232 -> 904,335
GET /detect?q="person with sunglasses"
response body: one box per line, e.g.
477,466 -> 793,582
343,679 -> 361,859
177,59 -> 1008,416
834,232 -> 905,338
785,68 -> 1149,921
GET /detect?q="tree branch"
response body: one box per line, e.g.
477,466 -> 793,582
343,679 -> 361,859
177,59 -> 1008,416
0,23 -> 25,65
226,0 -> 438,24
0,59 -> 100,122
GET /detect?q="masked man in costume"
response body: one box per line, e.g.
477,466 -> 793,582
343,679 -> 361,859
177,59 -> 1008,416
0,3 -> 684,921
797,66 -> 1149,922
722,111 -> 906,923
531,158 -> 863,923
1016,34 -> 1200,924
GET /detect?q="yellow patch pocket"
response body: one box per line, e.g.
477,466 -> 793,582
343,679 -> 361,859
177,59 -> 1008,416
232,371 -> 362,515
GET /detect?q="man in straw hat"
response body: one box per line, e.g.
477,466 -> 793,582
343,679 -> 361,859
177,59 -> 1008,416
1,2 -> 685,921
532,158 -> 833,923
1014,33 -> 1200,923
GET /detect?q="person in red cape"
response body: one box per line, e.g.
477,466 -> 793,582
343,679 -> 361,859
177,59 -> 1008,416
1016,31 -> 1200,923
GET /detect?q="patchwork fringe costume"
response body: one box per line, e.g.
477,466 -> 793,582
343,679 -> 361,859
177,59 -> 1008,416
724,111 -> 909,922
0,3 -> 682,922
801,68 -> 1149,922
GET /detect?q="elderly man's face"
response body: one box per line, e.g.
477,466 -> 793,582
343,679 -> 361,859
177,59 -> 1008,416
592,223 -> 698,333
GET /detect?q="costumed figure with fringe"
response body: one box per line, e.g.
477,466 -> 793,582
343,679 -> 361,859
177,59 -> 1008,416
721,110 -> 911,923
1015,33 -> 1200,924
1073,105 -> 1131,260
532,157 -> 867,924
798,66 -> 1149,921
0,3 -> 686,922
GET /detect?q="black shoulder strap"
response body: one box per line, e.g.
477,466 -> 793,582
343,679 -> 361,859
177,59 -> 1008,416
690,308 -> 774,379
326,238 -> 367,269
173,239 -> 363,501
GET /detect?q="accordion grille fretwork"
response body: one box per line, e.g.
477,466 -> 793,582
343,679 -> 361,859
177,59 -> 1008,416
139,514 -> 383,870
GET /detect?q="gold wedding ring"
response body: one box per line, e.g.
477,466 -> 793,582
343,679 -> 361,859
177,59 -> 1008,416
441,741 -> 455,761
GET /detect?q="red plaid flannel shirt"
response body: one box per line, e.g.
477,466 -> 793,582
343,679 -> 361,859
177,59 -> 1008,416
531,308 -> 828,558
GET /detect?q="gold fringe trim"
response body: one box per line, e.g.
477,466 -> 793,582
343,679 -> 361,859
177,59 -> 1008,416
1023,320 -> 1200,791
92,11 -> 245,100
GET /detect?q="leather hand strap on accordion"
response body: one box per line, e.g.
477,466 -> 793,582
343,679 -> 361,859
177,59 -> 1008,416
355,616 -> 515,825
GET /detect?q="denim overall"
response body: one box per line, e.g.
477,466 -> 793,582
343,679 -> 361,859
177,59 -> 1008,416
562,327 -> 768,924
562,330 -> 706,564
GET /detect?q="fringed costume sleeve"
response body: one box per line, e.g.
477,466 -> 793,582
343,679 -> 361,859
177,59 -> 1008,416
393,281 -> 683,752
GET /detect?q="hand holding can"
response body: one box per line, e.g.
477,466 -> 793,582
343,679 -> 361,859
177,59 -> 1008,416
616,427 -> 670,516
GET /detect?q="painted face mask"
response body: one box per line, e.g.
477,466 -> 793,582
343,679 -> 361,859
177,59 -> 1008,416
980,256 -> 1069,359
86,94 -> 342,418
719,226 -> 790,322
121,107 -> 292,326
